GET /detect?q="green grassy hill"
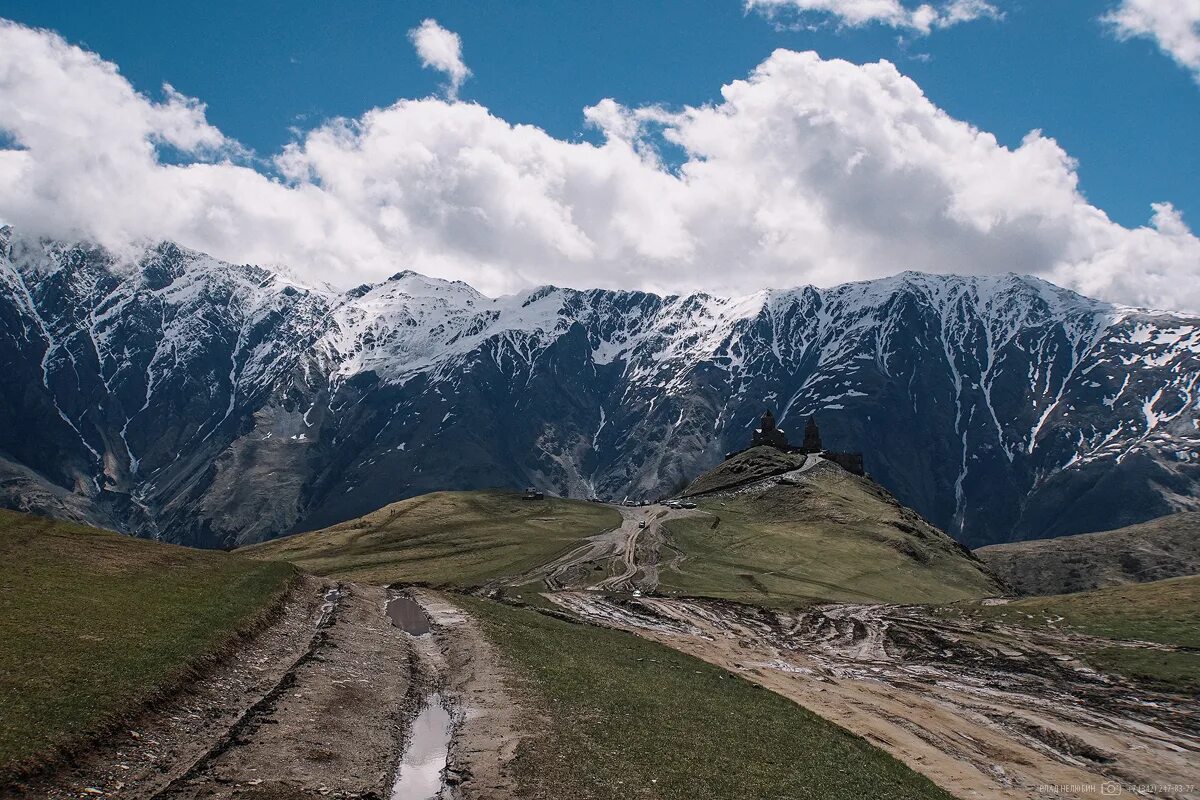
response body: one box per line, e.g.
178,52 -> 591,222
660,456 -> 1004,606
975,512 -> 1200,596
951,575 -> 1200,692
0,509 -> 295,779
242,490 -> 621,587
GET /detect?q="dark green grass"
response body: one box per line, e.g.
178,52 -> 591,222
951,575 -> 1200,692
0,509 -> 295,777
242,490 -> 620,587
457,596 -> 954,800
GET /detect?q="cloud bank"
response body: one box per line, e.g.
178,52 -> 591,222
745,0 -> 1000,34
408,18 -> 470,99
1104,0 -> 1200,82
0,18 -> 1198,311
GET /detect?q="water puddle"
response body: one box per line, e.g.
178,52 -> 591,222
391,693 -> 452,800
387,596 -> 431,636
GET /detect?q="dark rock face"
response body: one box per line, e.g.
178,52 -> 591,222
2,229 -> 1198,548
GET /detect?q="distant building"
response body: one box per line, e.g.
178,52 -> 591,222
801,416 -> 822,454
750,409 -> 789,449
522,487 -> 544,500
739,408 -> 865,476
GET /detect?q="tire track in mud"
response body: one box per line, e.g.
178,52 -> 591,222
149,585 -> 344,799
505,504 -> 700,594
549,592 -> 1200,800
5,577 -> 334,800
155,582 -> 413,800
392,589 -> 522,800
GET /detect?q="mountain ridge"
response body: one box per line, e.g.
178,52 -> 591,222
2,229 -> 1197,547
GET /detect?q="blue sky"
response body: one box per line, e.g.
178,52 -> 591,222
0,1 -> 1197,309
3,0 -> 1195,228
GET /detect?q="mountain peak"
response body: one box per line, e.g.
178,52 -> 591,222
1,234 -> 1197,549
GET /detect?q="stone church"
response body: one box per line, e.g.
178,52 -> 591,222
746,409 -> 864,476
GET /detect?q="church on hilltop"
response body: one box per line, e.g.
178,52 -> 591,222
750,410 -> 823,454
743,409 -> 865,476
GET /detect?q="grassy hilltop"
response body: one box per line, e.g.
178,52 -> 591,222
661,450 -> 1003,606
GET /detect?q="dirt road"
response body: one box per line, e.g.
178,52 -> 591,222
11,579 -> 521,800
4,578 -> 408,796
549,592 -> 1200,800
505,504 -> 696,593
159,582 -> 411,799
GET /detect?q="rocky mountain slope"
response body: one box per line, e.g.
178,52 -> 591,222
976,511 -> 1200,596
2,227 -> 1198,547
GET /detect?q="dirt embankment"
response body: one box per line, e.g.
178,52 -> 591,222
549,592 -> 1200,800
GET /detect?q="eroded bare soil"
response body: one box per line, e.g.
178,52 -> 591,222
549,592 -> 1200,800
159,582 -> 411,799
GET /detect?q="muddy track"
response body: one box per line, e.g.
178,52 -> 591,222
507,504 -> 699,594
12,575 -> 523,800
397,589 -> 522,799
11,579 -> 422,800
158,583 -> 412,799
549,593 -> 1200,800
147,584 -> 345,799
593,511 -> 645,592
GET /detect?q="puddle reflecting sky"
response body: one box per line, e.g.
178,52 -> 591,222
391,693 -> 451,800
387,596 -> 431,636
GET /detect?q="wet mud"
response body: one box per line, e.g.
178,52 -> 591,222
549,592 -> 1200,800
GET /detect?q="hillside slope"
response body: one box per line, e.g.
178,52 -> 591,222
659,452 -> 1005,605
975,512 -> 1200,596
241,490 -> 621,586
0,509 -> 295,780
679,446 -> 808,497
952,574 -> 1200,692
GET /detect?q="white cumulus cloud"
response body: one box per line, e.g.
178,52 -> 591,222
745,0 -> 1001,34
1103,0 -> 1200,81
1,19 -> 1199,312
408,18 -> 470,99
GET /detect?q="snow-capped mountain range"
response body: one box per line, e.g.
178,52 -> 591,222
2,227 -> 1197,548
